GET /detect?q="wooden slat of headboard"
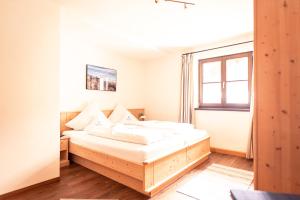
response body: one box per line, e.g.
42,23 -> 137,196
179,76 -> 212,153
60,108 -> 144,134
60,112 -> 80,133
60,112 -> 67,133
127,109 -> 144,119
103,110 -> 113,117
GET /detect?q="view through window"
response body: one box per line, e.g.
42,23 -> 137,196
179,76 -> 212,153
198,52 -> 253,110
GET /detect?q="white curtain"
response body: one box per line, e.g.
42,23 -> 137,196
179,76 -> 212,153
246,67 -> 254,159
179,54 -> 194,124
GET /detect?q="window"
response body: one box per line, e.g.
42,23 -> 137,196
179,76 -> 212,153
198,52 -> 253,111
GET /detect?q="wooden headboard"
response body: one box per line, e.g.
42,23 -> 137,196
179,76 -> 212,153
60,108 -> 144,134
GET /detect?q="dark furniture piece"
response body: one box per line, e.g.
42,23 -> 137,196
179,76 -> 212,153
231,190 -> 300,200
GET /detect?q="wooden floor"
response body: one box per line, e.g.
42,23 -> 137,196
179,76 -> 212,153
2,153 -> 253,200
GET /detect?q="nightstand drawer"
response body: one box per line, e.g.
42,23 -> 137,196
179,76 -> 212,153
60,139 -> 68,151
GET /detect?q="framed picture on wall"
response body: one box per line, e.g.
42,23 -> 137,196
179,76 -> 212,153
86,64 -> 117,91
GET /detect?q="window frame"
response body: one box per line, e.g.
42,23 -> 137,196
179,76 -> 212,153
198,52 -> 253,111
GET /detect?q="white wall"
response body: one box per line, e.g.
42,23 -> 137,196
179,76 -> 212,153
144,53 -> 182,121
60,11 -> 145,111
195,111 -> 250,152
0,0 -> 60,195
144,33 -> 253,153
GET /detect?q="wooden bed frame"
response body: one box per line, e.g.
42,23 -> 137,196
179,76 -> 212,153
60,109 -> 210,197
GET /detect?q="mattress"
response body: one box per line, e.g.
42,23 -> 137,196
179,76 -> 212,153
63,129 -> 208,164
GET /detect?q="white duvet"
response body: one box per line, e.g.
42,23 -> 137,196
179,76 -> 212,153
123,120 -> 194,130
85,120 -> 198,145
112,124 -> 174,145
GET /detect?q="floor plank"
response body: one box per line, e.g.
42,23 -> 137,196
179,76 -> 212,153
1,153 -> 253,200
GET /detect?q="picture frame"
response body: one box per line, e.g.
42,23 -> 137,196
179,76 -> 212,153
86,64 -> 117,91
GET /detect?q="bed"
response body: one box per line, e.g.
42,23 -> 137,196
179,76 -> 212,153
60,109 -> 210,196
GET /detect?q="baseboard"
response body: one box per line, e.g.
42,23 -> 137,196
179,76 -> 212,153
210,147 -> 246,158
0,177 -> 60,199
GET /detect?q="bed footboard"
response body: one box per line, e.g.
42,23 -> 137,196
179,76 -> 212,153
70,136 -> 210,197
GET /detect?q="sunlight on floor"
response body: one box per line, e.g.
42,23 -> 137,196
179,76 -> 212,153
176,163 -> 254,200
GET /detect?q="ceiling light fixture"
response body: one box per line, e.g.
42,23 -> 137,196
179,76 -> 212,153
155,0 -> 196,9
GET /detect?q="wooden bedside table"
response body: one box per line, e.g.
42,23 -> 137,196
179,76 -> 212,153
60,136 -> 70,167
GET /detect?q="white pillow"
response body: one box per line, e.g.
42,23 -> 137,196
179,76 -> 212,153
84,112 -> 113,131
108,104 -> 138,124
65,103 -> 100,130
119,112 -> 139,124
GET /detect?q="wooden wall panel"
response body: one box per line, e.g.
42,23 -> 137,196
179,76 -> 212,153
254,0 -> 300,194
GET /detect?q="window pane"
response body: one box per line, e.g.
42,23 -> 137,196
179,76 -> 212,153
202,61 -> 221,82
226,57 -> 248,81
202,83 -> 221,104
226,81 -> 249,104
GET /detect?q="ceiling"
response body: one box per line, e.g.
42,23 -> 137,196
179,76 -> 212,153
58,0 -> 253,60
